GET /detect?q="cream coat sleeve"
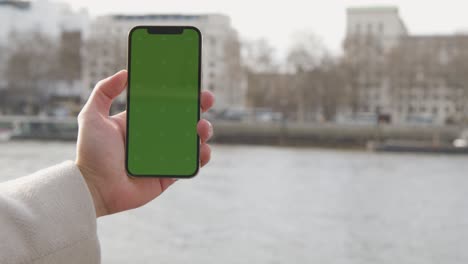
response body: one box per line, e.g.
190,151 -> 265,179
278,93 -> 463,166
0,161 -> 100,264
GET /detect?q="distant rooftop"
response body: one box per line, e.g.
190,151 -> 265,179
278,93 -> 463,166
111,14 -> 206,21
347,6 -> 408,35
347,6 -> 399,13
0,0 -> 30,9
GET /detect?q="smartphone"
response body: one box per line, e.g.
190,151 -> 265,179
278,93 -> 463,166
126,26 -> 202,178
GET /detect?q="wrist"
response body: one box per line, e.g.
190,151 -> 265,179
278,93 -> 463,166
75,161 -> 108,217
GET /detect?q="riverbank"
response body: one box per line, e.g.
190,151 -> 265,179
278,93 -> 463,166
212,121 -> 461,148
0,115 -> 463,148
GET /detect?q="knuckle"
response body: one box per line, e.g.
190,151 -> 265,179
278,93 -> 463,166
95,79 -> 104,88
77,111 -> 87,123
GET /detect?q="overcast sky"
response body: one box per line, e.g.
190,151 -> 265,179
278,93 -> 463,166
62,0 -> 468,57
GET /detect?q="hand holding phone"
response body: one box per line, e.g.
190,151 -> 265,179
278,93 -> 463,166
75,70 -> 214,217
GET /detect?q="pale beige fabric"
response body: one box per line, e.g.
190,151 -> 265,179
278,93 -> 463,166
0,161 -> 99,264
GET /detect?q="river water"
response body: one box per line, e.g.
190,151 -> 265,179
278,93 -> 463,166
1,142 -> 468,264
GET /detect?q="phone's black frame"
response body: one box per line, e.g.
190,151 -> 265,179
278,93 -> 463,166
125,25 -> 202,178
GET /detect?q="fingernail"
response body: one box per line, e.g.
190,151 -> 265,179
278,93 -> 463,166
208,123 -> 213,138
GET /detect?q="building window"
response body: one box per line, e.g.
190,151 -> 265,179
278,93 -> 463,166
378,23 -> 384,34
367,23 -> 372,34
355,23 -> 361,34
423,91 -> 429,99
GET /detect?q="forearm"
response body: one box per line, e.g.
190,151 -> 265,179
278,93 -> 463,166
0,161 -> 100,264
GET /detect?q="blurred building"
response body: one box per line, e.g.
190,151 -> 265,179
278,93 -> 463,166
0,0 -> 89,115
83,14 -> 247,112
389,35 -> 468,124
346,6 -> 408,51
345,6 -> 468,125
0,0 -> 88,39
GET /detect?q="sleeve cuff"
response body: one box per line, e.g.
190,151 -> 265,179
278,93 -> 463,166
0,161 -> 100,263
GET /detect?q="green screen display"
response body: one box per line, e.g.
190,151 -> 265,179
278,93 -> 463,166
126,26 -> 201,177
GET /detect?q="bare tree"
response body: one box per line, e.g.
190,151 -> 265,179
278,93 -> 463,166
242,39 -> 280,110
5,31 -> 58,114
245,72 -> 293,114
244,33 -> 345,123
341,34 -> 384,115
314,57 -> 346,121
58,31 -> 82,82
287,31 -> 326,73
287,32 -> 328,122
242,38 -> 278,73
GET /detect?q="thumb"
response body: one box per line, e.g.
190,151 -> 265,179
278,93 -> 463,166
85,70 -> 128,115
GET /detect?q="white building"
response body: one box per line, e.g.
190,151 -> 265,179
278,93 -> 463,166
0,0 -> 88,41
346,6 -> 408,52
83,14 -> 247,111
389,35 -> 467,124
345,6 -> 466,125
